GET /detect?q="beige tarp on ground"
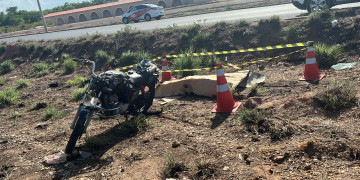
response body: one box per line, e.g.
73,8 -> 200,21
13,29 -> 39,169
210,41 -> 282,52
155,70 -> 265,98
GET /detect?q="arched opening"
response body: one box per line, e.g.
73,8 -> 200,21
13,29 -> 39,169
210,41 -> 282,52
115,8 -> 124,16
91,12 -> 100,20
157,1 -> 168,8
57,18 -> 65,26
103,10 -> 112,18
79,14 -> 87,22
68,16 -> 76,24
171,0 -> 182,7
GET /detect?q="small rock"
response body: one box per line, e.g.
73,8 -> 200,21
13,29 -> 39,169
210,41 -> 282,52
236,145 -> 244,149
79,151 -> 92,159
35,124 -> 48,129
0,140 -> 8,144
273,156 -> 285,164
238,154 -> 244,160
223,166 -> 230,171
304,163 -> 312,170
251,136 -> 260,142
49,82 -> 59,88
18,103 -> 25,108
31,102 -> 47,110
105,157 -> 113,162
172,141 -> 180,148
143,139 -> 150,143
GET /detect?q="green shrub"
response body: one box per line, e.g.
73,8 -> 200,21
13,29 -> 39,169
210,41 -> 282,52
314,43 -> 342,68
31,63 -> 50,77
307,10 -> 333,30
237,20 -> 250,27
0,45 -> 6,56
0,78 -> 5,86
190,31 -> 212,49
63,58 -> 77,74
84,136 -> 106,151
66,76 -> 87,87
258,16 -> 281,32
0,88 -> 19,108
118,114 -> 152,135
41,107 -> 64,121
314,82 -> 357,111
0,60 -> 14,75
42,44 -> 57,58
285,24 -> 299,41
116,51 -> 150,67
95,50 -> 112,66
70,87 -> 87,101
173,48 -> 202,77
238,108 -> 265,125
16,79 -> 29,89
161,155 -> 186,179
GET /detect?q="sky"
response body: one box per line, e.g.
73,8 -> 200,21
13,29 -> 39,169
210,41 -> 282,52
0,0 -> 87,13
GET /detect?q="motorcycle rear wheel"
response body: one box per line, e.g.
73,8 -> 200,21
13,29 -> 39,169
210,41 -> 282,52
131,81 -> 156,113
65,109 -> 90,154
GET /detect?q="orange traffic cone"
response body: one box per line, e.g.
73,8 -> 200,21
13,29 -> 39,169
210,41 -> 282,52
212,63 -> 241,113
160,53 -> 174,82
300,41 -> 325,81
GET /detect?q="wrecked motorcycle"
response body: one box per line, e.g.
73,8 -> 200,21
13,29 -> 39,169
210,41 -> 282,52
65,59 -> 159,154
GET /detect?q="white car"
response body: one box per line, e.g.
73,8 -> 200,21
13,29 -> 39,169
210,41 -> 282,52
292,0 -> 359,12
122,4 -> 164,24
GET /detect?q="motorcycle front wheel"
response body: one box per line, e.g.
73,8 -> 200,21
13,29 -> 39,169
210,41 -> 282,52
65,109 -> 91,154
131,81 -> 156,113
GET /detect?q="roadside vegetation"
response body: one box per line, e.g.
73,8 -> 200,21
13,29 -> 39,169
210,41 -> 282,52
0,87 -> 19,108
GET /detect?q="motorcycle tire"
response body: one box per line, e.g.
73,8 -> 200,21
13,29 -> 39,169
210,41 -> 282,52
132,81 -> 156,113
65,109 -> 90,154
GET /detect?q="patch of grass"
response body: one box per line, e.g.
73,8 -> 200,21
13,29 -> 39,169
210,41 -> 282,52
70,86 -> 87,101
193,160 -> 216,179
16,79 -> 30,89
95,50 -> 113,67
237,20 -> 250,27
66,76 -> 87,87
190,31 -> 212,49
314,82 -> 357,111
0,60 -> 14,75
0,45 -> 6,56
314,43 -> 343,68
118,114 -> 152,135
258,15 -> 281,32
31,63 -> 50,77
238,108 -> 269,134
307,10 -> 333,31
269,123 -> 294,141
84,136 -> 107,151
63,58 -> 77,74
173,48 -> 202,77
0,88 -> 19,108
285,24 -> 299,41
0,164 -> 12,180
42,44 -> 57,58
41,107 -> 64,121
29,102 -> 47,111
19,42 -> 37,54
161,155 -> 186,179
116,51 -> 150,67
0,78 -> 5,86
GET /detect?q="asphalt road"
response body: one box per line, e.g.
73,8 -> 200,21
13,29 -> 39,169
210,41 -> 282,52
1,2 -> 360,42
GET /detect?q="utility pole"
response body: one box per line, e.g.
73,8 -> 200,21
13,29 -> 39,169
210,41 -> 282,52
36,0 -> 48,33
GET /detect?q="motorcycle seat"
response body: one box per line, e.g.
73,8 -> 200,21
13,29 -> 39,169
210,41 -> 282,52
128,71 -> 146,88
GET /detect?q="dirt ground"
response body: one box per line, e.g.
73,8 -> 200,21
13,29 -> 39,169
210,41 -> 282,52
1,48 -> 360,179
1,7 -> 360,180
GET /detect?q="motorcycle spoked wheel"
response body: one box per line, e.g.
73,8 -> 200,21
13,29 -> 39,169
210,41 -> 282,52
65,108 -> 91,154
131,81 -> 155,114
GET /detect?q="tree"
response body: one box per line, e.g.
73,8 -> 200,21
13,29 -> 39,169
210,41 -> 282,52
6,6 -> 18,14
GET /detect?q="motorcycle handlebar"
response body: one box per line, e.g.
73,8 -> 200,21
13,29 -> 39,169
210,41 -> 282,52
73,58 -> 97,78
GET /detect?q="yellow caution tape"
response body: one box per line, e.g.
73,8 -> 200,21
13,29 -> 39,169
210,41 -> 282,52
160,48 -> 306,73
117,42 -> 308,71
